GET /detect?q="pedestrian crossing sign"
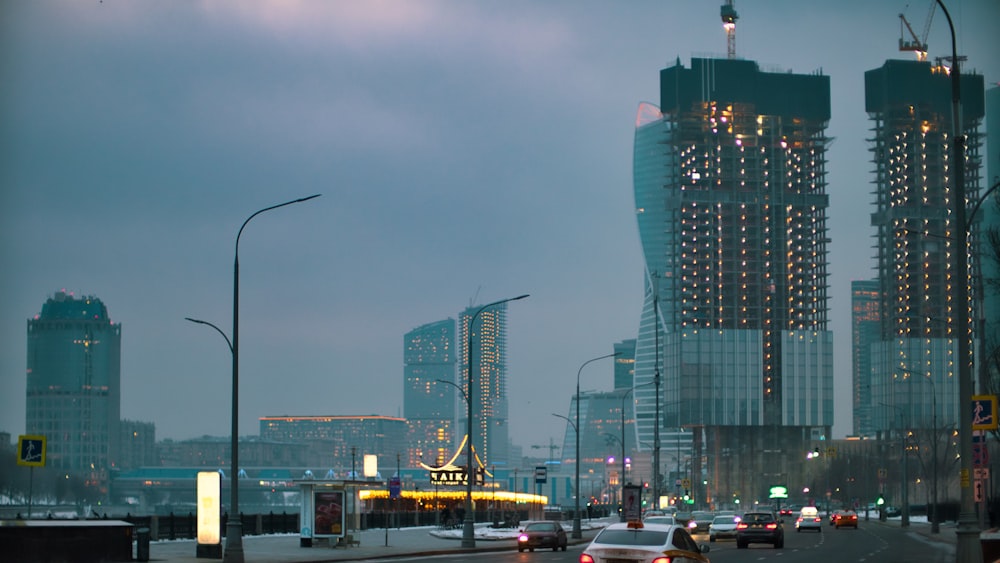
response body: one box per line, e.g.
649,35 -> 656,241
17,435 -> 46,467
972,396 -> 998,431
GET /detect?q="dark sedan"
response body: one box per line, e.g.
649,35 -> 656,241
517,521 -> 567,552
736,511 -> 784,549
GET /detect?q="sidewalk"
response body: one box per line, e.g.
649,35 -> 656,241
146,519 -> 611,563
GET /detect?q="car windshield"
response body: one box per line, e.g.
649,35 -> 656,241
644,517 -> 674,525
593,529 -> 670,546
524,523 -> 556,532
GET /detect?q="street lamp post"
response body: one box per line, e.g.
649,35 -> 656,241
935,2 -> 979,560
189,194 -> 320,563
553,412 -> 579,527
878,402 -> 910,528
570,353 -> 620,538
462,294 -> 529,548
617,382 -> 653,520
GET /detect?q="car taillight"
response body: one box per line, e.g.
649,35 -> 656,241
813,518 -> 821,523
651,557 -> 672,563
579,554 -> 595,563
737,523 -> 748,530
766,523 -> 778,530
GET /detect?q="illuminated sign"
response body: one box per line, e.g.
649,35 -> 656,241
196,472 -> 221,546
428,467 -> 483,486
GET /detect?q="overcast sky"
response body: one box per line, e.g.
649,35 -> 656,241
2,1 -> 998,456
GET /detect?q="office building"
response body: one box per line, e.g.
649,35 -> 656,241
26,291 -> 121,488
866,59 -> 985,432
403,319 -> 457,468
613,339 -> 636,391
851,280 -> 880,438
632,56 -> 833,504
459,303 -> 512,468
259,415 -> 407,473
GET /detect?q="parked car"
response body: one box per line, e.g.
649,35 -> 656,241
579,522 -> 710,563
517,521 -> 567,552
709,515 -> 739,542
736,511 -> 784,549
833,510 -> 859,529
795,507 -> 822,532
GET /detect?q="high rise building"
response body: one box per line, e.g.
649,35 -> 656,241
851,280 -> 880,437
866,59 -> 985,433
459,303 -> 511,468
613,339 -> 636,391
632,57 -> 833,504
403,319 -> 456,468
259,415 -> 407,472
26,291 -> 122,487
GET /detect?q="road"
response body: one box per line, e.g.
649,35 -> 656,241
365,522 -> 955,563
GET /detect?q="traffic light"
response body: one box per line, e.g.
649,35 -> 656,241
876,495 -> 885,506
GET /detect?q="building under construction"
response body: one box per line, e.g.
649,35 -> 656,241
632,55 -> 833,508
866,59 -> 985,435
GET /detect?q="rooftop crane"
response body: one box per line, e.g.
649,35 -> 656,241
721,0 -> 738,59
898,2 -> 936,61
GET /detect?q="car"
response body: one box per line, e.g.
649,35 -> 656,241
709,515 -> 739,542
517,521 -> 568,552
690,511 -> 715,534
779,507 -> 794,517
579,521 -> 710,563
673,511 -> 695,530
735,511 -> 784,549
834,509 -> 859,529
643,515 -> 676,526
795,507 -> 822,532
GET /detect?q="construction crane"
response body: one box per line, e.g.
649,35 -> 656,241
898,2 -> 936,61
530,439 -> 560,461
721,1 -> 738,59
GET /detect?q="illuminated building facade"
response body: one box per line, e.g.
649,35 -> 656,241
851,280 -> 880,437
403,319 -> 456,468
866,59 -> 985,433
459,303 -> 511,468
259,415 -> 407,472
26,291 -> 121,487
632,57 -> 833,502
613,339 -> 636,391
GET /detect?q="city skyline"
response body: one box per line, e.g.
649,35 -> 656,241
2,1 -> 998,453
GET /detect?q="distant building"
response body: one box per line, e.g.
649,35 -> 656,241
632,56 -> 833,505
866,59 -> 986,433
459,302 -> 514,468
403,319 -> 456,468
613,340 -> 636,390
259,415 -> 407,473
118,419 -> 157,471
851,281 -> 880,437
157,435 -> 310,468
26,291 -> 121,489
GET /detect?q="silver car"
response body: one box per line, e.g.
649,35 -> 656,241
709,514 -> 739,541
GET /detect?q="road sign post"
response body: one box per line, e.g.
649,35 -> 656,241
17,435 -> 46,519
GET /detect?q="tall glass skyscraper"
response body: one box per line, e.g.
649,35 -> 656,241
459,303 -> 511,468
26,291 -> 121,487
403,319 -> 456,467
866,59 -> 985,433
851,280 -> 880,437
632,57 -> 833,503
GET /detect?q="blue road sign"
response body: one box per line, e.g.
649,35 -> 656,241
972,396 -> 998,431
17,435 -> 46,467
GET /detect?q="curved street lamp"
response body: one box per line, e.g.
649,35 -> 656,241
569,352 -> 620,538
462,294 -> 529,548
189,194 -> 320,563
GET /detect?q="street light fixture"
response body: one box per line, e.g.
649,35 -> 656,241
189,194 -> 320,563
462,294 -> 529,548
569,352 -> 620,538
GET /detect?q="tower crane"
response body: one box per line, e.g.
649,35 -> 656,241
530,439 -> 560,461
898,2 -> 936,61
721,0 -> 738,59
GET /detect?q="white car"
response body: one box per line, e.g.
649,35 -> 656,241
795,507 -> 823,532
579,522 -> 710,563
709,515 -> 739,542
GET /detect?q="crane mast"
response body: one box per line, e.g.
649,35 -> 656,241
721,0 -> 738,59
